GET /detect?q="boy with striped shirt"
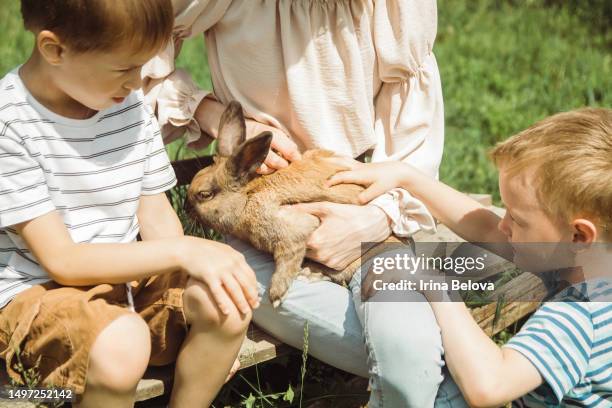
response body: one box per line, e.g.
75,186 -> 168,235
329,108 -> 612,407
0,1 -> 259,407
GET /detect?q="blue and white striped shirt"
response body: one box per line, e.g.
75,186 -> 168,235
506,279 -> 612,407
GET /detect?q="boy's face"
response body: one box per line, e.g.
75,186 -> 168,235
52,43 -> 158,111
497,168 -> 579,272
497,167 -> 569,243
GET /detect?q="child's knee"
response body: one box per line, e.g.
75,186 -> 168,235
183,279 -> 252,337
87,314 -> 151,393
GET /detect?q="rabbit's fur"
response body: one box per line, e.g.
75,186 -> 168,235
187,102 -> 373,306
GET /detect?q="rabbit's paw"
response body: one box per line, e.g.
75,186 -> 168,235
269,274 -> 292,308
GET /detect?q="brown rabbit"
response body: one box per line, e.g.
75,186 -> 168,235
187,101 -> 383,306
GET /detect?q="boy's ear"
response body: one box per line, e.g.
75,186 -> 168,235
572,218 -> 598,245
217,101 -> 247,157
37,30 -> 65,66
226,131 -> 273,184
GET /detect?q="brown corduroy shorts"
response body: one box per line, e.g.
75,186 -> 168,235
0,271 -> 189,394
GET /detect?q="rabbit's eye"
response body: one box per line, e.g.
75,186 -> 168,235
196,191 -> 215,201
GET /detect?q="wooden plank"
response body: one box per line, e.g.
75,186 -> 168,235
470,272 -> 548,336
135,365 -> 175,402
239,326 -> 291,370
136,378 -> 166,402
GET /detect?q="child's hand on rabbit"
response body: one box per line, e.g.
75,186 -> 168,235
327,161 -> 420,204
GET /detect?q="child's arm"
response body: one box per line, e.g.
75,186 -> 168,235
427,300 -> 543,407
15,210 -> 259,315
328,162 -> 511,252
137,192 -> 184,240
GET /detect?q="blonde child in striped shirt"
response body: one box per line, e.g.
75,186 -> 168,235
329,108 -> 612,407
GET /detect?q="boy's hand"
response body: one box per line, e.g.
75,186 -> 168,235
180,236 -> 259,315
327,161 -> 416,204
245,119 -> 301,174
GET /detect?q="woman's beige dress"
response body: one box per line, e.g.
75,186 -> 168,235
143,0 -> 443,236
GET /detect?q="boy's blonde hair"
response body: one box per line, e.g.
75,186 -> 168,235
490,108 -> 612,240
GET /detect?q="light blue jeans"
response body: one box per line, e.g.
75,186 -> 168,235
228,237 -> 468,407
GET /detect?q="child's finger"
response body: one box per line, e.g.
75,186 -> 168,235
208,281 -> 234,315
223,276 -> 252,314
233,268 -> 260,308
230,250 -> 259,305
239,261 -> 258,290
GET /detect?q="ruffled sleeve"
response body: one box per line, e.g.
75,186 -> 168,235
142,0 -> 232,145
369,0 -> 444,237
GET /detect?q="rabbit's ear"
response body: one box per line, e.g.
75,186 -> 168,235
218,101 -> 246,157
226,131 -> 273,184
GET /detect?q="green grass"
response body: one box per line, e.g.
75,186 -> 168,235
0,2 -> 33,75
435,0 -> 611,203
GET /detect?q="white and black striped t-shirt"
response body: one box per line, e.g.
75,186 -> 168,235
0,68 -> 177,308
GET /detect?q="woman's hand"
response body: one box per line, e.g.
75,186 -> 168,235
326,161 -> 419,204
291,202 -> 392,270
180,236 -> 259,315
194,99 -> 301,173
245,119 -> 302,174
